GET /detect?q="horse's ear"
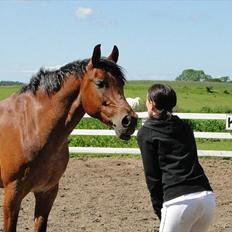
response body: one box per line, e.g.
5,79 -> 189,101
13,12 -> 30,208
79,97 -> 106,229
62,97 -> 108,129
91,44 -> 101,68
108,45 -> 119,63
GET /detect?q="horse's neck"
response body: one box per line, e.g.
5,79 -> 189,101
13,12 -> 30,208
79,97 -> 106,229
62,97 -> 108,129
63,92 -> 85,135
28,77 -> 85,140
47,77 -> 85,136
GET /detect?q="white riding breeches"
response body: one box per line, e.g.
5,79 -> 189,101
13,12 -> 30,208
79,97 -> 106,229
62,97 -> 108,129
159,191 -> 216,232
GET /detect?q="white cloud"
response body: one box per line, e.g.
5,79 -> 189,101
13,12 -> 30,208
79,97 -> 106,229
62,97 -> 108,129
75,7 -> 93,19
43,65 -> 63,71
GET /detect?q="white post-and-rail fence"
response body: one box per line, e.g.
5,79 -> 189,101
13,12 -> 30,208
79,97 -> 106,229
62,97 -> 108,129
69,112 -> 232,158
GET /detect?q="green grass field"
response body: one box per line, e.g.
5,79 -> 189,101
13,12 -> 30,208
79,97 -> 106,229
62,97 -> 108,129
1,81 -> 232,152
0,86 -> 21,101
1,81 -> 232,112
124,80 -> 232,113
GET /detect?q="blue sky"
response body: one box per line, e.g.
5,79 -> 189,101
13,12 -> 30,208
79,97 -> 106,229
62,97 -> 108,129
0,0 -> 231,82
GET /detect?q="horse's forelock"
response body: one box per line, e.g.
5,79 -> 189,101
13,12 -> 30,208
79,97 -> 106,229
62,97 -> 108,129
97,59 -> 126,85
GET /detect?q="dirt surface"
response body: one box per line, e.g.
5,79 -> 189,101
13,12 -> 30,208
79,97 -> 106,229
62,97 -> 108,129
0,158 -> 231,232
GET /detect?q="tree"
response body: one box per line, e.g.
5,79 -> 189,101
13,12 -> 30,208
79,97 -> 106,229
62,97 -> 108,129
219,76 -> 230,82
0,81 -> 24,86
176,69 -> 212,81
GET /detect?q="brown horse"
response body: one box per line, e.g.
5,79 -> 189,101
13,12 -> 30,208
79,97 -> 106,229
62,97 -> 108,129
0,44 -> 137,232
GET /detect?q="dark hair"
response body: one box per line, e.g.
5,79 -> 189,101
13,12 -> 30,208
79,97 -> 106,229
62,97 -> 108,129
148,83 -> 177,119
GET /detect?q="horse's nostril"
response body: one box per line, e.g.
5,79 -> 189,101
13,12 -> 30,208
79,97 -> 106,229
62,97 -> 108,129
122,115 -> 131,128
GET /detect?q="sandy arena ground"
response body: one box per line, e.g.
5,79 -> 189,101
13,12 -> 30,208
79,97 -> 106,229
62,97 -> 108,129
0,157 -> 231,232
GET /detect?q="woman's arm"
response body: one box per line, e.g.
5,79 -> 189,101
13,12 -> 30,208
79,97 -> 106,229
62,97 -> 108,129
137,128 -> 163,220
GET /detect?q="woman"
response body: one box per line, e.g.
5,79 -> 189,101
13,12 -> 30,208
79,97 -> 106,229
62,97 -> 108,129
137,83 -> 215,232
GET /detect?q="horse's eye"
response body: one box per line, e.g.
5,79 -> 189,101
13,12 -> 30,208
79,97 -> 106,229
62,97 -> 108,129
96,80 -> 107,89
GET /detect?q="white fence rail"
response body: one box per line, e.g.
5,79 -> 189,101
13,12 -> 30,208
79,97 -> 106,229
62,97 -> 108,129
83,112 -> 227,120
69,112 -> 232,157
71,129 -> 232,140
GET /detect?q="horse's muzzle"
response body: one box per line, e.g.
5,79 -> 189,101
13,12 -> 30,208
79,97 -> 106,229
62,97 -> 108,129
114,113 -> 138,140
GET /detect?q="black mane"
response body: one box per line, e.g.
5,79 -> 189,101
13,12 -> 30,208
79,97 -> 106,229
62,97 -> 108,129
20,58 -> 126,94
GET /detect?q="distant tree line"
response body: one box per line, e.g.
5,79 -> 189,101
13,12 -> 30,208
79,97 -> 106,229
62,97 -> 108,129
176,69 -> 231,82
0,81 -> 24,86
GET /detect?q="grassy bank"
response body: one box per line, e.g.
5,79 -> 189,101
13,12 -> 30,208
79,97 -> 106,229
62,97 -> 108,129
1,81 -> 231,153
0,86 -> 21,101
1,80 -> 232,113
125,80 -> 232,113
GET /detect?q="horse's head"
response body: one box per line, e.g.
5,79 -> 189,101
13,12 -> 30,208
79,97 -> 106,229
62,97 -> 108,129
80,44 -> 137,140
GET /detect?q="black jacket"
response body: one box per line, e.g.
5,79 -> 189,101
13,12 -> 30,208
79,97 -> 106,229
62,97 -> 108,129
137,115 -> 212,219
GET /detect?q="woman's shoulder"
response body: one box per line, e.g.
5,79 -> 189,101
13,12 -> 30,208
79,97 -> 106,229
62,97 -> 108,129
171,115 -> 195,140
137,123 -> 151,135
172,115 -> 192,128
